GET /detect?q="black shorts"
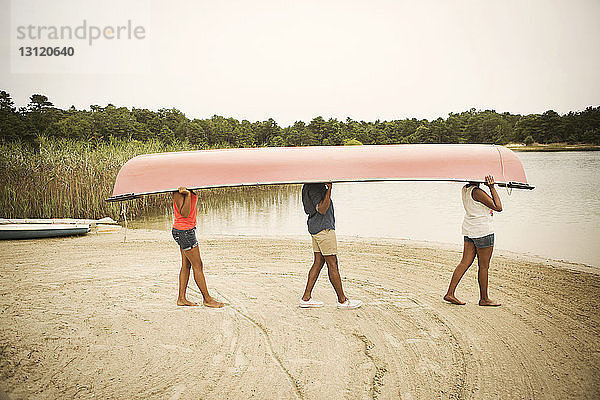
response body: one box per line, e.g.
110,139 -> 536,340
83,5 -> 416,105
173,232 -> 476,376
172,227 -> 198,251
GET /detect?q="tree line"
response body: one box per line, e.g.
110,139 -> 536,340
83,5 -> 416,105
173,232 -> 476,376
1,90 -> 599,148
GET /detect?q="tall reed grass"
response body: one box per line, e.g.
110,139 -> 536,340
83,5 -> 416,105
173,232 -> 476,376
0,138 -> 304,222
0,137 -> 198,220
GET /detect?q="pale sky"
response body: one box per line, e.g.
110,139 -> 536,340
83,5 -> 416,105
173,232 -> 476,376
1,0 -> 599,126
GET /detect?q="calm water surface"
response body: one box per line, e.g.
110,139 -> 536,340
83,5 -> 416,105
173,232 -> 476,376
131,152 -> 600,268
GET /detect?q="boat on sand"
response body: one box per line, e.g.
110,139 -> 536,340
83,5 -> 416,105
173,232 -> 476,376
0,223 -> 90,240
0,217 -> 117,227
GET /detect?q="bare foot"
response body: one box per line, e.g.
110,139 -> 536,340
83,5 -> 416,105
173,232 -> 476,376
479,299 -> 501,307
203,298 -> 225,308
443,294 -> 466,305
177,298 -> 198,306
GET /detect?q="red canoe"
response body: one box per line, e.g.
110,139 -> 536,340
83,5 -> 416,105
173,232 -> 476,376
107,144 -> 533,201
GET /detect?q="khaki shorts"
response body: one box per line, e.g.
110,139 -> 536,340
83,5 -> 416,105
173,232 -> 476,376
311,229 -> 337,256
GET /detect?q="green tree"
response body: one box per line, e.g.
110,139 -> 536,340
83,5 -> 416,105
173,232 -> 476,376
284,121 -> 318,146
28,94 -> 53,111
540,110 -> 564,143
410,124 -> 433,143
1,89 -> 598,147
24,94 -> 63,141
524,135 -> 534,146
49,109 -> 94,140
233,120 -> 256,147
429,118 -> 451,143
514,114 -> 543,144
208,115 -> 232,146
189,119 -> 207,147
254,118 -> 281,146
132,108 -> 162,138
0,91 -> 22,142
308,117 -> 327,144
159,125 -> 175,143
578,106 -> 600,143
269,135 -> 284,147
0,90 -> 15,112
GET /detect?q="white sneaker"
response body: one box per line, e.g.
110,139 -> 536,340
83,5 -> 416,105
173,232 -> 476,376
299,298 -> 324,308
337,299 -> 362,309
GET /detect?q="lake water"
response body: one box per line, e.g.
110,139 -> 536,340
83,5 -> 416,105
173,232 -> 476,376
130,151 -> 600,268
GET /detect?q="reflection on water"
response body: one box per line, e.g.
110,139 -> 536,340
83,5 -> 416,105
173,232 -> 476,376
130,152 -> 600,268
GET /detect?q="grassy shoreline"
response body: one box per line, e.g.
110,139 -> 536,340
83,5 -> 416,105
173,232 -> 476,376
507,143 -> 600,152
0,138 -> 198,220
0,138 -> 303,220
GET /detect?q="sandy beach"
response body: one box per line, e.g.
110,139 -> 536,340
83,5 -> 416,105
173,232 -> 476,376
0,229 -> 598,399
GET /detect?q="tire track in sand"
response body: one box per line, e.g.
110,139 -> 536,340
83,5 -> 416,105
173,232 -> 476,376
346,276 -> 469,399
353,333 -> 389,399
188,286 -> 304,400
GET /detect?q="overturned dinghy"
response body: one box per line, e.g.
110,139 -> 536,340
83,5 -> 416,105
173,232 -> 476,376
106,144 -> 534,202
0,217 -> 117,226
0,224 -> 90,240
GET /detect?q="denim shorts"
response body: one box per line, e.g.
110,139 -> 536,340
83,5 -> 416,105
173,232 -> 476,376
464,233 -> 494,248
172,227 -> 198,251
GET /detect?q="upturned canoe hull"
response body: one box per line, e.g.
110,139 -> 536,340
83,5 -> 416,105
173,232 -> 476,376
107,144 -> 533,202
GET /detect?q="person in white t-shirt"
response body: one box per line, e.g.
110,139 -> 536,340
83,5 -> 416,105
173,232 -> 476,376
444,175 -> 503,306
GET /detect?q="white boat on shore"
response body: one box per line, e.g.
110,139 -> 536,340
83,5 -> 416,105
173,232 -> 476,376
0,223 -> 90,240
0,217 -> 117,226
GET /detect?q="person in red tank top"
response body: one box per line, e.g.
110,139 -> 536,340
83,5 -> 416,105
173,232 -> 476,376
172,187 -> 223,308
